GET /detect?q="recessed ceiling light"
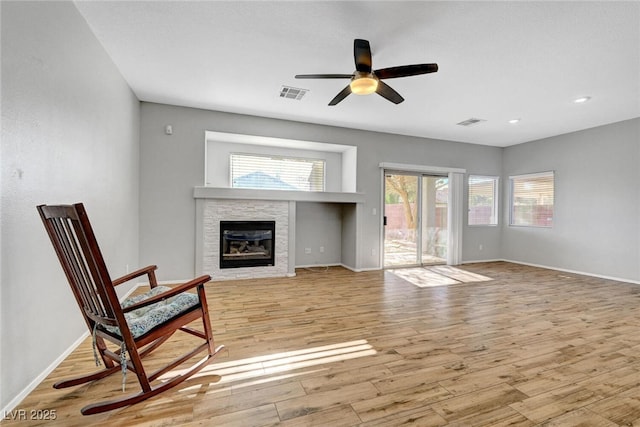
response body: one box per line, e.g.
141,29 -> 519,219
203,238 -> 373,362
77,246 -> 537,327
573,96 -> 591,103
508,118 -> 520,124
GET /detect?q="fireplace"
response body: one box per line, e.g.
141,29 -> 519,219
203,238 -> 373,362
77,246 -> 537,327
219,220 -> 275,268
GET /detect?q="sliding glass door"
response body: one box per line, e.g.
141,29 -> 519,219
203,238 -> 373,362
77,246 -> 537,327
383,173 -> 419,267
383,172 -> 448,267
420,175 -> 448,265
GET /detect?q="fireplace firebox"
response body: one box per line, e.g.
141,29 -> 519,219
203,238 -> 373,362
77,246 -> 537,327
220,220 -> 275,268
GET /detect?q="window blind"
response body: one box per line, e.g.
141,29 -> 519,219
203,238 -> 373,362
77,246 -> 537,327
230,153 -> 325,192
468,175 -> 498,225
509,171 -> 554,227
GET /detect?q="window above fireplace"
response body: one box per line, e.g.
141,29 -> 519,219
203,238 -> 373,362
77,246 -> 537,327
230,153 -> 325,192
205,131 -> 357,193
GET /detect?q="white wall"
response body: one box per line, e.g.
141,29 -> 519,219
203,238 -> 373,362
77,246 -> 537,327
1,1 -> 140,411
139,102 -> 503,278
502,118 -> 640,282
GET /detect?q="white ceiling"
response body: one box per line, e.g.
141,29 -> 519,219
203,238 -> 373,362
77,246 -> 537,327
74,1 -> 640,147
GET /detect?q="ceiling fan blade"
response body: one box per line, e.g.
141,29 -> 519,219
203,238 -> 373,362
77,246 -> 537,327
376,81 -> 404,104
354,39 -> 372,73
374,63 -> 438,79
295,74 -> 353,79
328,85 -> 352,106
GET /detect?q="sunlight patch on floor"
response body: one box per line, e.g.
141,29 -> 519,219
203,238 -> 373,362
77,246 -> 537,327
389,266 -> 493,288
170,339 -> 377,395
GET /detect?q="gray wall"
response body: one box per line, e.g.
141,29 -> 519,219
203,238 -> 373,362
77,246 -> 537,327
139,102 -> 504,278
502,118 -> 640,282
1,1 -> 140,411
295,202 -> 344,266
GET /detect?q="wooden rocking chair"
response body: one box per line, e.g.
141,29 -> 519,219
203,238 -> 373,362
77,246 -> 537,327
37,203 -> 224,415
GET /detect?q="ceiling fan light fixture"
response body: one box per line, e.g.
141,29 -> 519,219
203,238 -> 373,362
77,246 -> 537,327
350,74 -> 378,95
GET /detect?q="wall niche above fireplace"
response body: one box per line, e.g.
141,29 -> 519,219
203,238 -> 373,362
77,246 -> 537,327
220,220 -> 275,268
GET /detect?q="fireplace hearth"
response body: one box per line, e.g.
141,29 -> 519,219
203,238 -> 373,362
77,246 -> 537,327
220,220 -> 275,268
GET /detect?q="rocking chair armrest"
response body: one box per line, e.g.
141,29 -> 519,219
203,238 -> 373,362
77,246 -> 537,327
122,275 -> 212,313
86,312 -> 118,328
112,265 -> 159,287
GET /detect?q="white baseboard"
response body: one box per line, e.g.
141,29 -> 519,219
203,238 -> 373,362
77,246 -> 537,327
1,330 -> 89,417
295,263 -> 341,269
500,259 -> 640,285
463,258 -> 640,285
338,263 -> 381,273
340,264 -> 361,272
1,282 -> 147,416
461,258 -> 505,265
296,263 -> 380,273
297,259 -> 639,286
292,263 -> 379,273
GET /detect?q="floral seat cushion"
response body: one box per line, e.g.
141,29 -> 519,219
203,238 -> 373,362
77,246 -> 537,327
105,286 -> 200,338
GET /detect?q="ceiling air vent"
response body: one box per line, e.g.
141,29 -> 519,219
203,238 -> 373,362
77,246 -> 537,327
457,118 -> 486,127
280,86 -> 308,100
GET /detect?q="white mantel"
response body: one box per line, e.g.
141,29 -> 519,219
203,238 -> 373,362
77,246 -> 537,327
193,186 -> 365,204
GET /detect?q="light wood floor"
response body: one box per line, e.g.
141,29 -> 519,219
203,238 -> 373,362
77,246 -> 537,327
5,262 -> 640,426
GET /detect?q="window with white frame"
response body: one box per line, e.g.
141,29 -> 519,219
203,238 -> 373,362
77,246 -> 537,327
230,153 -> 325,192
468,175 -> 498,225
509,171 -> 554,227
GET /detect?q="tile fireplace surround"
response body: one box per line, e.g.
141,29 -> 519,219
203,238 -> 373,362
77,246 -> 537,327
198,198 -> 292,280
194,187 -> 365,281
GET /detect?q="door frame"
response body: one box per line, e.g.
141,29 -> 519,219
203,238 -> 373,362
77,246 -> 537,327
382,170 -> 422,268
379,162 -> 465,268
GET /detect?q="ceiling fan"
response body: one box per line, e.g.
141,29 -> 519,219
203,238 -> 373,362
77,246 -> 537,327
295,39 -> 438,106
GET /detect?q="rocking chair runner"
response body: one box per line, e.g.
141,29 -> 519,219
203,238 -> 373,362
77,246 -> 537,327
37,203 -> 224,415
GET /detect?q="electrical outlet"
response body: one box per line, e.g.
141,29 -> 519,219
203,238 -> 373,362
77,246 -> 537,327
305,247 -> 311,254
479,244 -> 483,251
319,246 -> 325,253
